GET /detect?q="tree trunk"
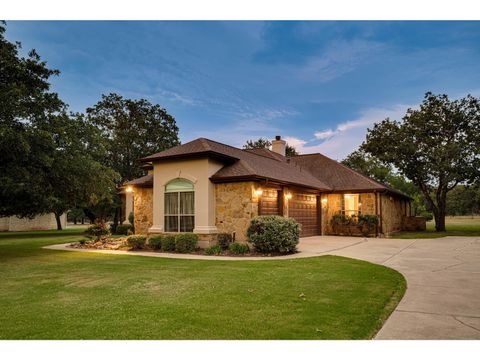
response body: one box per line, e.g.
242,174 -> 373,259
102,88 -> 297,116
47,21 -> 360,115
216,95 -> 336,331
55,213 -> 63,230
73,217 -> 77,225
434,198 -> 447,232
112,207 -> 120,233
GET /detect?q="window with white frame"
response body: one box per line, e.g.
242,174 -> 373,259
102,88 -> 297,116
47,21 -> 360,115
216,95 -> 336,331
164,179 -> 194,232
342,194 -> 361,216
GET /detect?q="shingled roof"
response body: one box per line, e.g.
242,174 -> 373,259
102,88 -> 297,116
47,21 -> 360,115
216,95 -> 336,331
134,138 -> 410,198
123,174 -> 153,187
140,138 -> 330,190
289,153 -> 411,199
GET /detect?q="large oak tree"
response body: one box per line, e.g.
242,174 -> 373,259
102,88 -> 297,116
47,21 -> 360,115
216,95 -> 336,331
0,22 -> 118,229
362,92 -> 480,231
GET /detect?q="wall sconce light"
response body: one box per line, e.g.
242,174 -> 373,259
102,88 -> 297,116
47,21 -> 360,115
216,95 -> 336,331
125,186 -> 133,193
285,192 -> 292,200
321,198 -> 328,205
255,189 -> 263,197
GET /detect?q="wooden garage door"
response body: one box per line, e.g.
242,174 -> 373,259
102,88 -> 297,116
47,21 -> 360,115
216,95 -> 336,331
258,189 -> 280,216
289,193 -> 319,237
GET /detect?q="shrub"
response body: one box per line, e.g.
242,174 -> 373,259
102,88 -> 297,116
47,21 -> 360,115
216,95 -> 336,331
228,242 -> 250,255
204,244 -> 222,255
128,211 -> 134,225
148,235 -> 163,250
175,233 -> 198,253
217,233 -> 233,250
161,235 -> 176,252
419,211 -> 434,221
85,221 -> 110,241
115,224 -> 134,235
357,214 -> 379,236
246,215 -> 300,254
79,238 -> 87,245
127,235 -> 146,250
330,213 -> 353,227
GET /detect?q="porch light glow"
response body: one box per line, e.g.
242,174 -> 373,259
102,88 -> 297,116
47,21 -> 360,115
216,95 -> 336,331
255,189 -> 263,196
321,198 -> 327,204
125,186 -> 133,193
285,193 -> 292,200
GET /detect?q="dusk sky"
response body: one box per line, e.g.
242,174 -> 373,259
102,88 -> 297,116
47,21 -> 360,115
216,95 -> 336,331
6,21 -> 480,159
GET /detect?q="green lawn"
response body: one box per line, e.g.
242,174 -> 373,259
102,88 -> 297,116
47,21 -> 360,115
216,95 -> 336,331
0,229 -> 405,340
392,216 -> 480,239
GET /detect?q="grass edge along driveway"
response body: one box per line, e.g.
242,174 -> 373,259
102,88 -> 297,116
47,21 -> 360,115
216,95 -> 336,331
0,229 -> 406,340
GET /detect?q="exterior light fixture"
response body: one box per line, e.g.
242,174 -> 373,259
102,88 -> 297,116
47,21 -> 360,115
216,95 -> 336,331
321,198 -> 328,204
255,189 -> 263,196
125,186 -> 133,193
285,193 -> 292,200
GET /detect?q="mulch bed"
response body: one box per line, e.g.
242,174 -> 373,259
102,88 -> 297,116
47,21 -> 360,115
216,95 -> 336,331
69,238 -> 293,257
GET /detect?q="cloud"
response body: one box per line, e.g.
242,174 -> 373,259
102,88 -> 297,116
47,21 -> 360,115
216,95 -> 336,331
294,39 -> 386,82
286,103 -> 411,160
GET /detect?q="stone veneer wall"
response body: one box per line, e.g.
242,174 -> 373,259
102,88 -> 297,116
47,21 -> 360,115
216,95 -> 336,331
133,187 -> 153,235
324,193 -> 377,235
380,194 -> 406,235
215,181 -> 259,242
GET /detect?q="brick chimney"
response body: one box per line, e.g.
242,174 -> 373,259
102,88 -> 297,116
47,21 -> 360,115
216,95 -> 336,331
271,135 -> 286,156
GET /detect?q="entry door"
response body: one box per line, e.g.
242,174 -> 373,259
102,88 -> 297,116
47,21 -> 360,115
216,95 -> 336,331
289,193 -> 319,237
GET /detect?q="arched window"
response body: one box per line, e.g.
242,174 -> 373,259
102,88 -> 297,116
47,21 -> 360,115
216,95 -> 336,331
165,179 -> 194,232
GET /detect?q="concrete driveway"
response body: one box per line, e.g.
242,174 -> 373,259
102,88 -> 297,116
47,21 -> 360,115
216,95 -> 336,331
298,236 -> 480,340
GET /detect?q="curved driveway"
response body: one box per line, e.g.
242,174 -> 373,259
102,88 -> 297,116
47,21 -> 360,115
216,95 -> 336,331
298,236 -> 480,339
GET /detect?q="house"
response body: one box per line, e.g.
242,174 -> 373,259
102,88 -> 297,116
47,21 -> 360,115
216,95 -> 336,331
0,213 -> 67,232
123,136 -> 414,247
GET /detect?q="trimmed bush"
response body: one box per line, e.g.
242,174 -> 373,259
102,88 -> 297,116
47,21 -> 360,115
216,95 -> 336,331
161,235 -> 176,252
175,233 -> 198,253
148,235 -> 163,250
85,221 -> 110,241
204,244 -> 222,255
127,235 -> 146,250
228,242 -> 250,255
115,224 -> 134,235
247,215 -> 300,254
357,214 -> 379,236
217,233 -> 233,250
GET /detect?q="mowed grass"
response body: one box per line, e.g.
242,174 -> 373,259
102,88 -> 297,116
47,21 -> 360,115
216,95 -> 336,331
392,216 -> 480,239
0,229 -> 405,340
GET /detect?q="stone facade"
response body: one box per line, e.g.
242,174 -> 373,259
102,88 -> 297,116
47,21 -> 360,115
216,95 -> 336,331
402,216 -> 427,231
215,181 -> 259,242
133,187 -> 153,235
0,213 -> 66,231
380,194 -> 407,235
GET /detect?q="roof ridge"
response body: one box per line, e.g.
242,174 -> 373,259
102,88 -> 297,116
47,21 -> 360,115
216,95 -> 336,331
243,148 -> 283,161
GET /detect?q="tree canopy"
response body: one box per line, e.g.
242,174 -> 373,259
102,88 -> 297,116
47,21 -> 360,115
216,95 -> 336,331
243,137 -> 299,156
0,22 -> 118,228
86,93 -> 180,183
362,92 -> 480,231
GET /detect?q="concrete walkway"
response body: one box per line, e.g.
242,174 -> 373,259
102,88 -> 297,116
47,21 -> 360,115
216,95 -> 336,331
45,235 -> 480,339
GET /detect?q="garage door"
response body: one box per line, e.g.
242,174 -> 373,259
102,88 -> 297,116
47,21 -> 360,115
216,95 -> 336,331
258,189 -> 280,216
289,193 -> 319,237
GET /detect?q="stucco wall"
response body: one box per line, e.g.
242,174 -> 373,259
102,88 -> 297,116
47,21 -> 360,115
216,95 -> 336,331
133,187 -> 153,235
215,181 -> 260,242
0,213 -> 66,231
149,157 -> 224,234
